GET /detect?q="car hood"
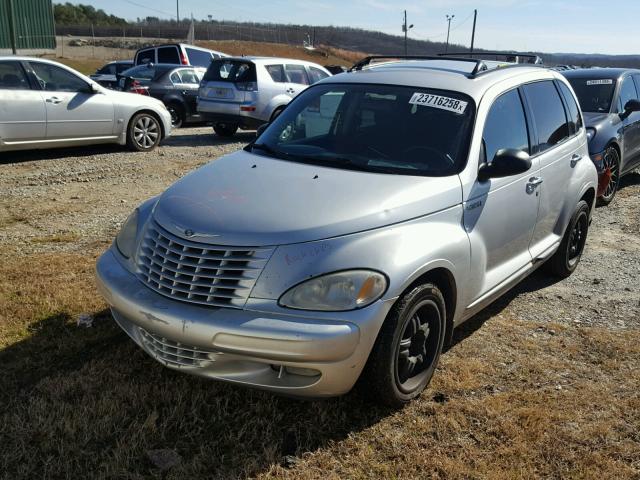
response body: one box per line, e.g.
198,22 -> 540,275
152,150 -> 462,246
583,112 -> 613,127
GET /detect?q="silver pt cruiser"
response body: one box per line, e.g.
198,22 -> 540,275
96,56 -> 598,405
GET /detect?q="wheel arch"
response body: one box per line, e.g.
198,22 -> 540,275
128,109 -> 166,139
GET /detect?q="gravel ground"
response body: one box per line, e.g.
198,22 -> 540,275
1,128 -> 639,332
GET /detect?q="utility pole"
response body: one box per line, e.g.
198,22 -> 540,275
176,0 -> 180,24
470,9 -> 477,54
402,10 -> 413,56
445,14 -> 455,54
8,0 -> 17,54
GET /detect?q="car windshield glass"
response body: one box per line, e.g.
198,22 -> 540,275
567,78 -> 616,113
253,83 -> 475,176
121,65 -> 157,80
203,59 -> 256,83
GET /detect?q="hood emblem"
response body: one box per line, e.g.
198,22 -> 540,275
184,229 -> 195,237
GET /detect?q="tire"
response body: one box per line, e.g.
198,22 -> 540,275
597,146 -> 620,206
213,123 -> 238,137
166,103 -> 185,129
127,112 -> 162,152
547,200 -> 590,278
270,106 -> 285,122
361,283 -> 446,407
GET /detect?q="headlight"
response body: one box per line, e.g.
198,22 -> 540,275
586,127 -> 596,142
115,210 -> 139,259
279,270 -> 387,311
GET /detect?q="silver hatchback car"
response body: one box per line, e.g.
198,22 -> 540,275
197,56 -> 331,137
96,56 -> 597,405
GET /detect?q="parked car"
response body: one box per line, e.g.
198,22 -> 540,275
96,55 -> 597,405
118,63 -> 207,128
89,60 -> 133,89
0,57 -> 172,153
197,57 -> 332,137
134,43 -> 227,68
562,68 -> 640,205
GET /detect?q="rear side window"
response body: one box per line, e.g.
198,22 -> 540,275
557,81 -> 583,134
170,68 -> 200,85
522,81 -> 570,153
265,64 -> 285,82
285,64 -> 310,85
617,76 -> 638,113
158,46 -> 180,64
308,66 -> 329,84
186,48 -> 213,67
0,61 -> 30,90
203,60 -> 256,83
137,49 -> 155,65
482,89 -> 530,163
96,64 -> 116,75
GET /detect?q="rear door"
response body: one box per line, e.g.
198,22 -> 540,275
28,61 -> 115,141
0,60 -> 46,145
284,63 -> 310,98
522,80 -> 576,259
169,68 -> 202,115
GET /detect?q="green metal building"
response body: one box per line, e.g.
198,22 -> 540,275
0,0 -> 56,54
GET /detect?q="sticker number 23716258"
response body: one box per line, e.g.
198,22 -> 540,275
409,92 -> 468,114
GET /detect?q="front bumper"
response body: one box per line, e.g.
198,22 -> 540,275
589,150 -> 610,197
95,249 -> 394,397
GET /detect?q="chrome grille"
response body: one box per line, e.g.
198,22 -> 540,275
139,328 -> 214,368
137,220 -> 274,308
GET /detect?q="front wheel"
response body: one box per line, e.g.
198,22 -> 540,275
546,200 -> 590,278
361,283 -> 446,407
127,113 -> 161,152
213,123 -> 238,137
597,146 -> 620,206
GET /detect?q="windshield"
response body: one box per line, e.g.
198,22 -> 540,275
252,84 -> 475,176
567,78 -> 616,113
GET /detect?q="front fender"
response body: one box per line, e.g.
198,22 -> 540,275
251,205 -> 470,323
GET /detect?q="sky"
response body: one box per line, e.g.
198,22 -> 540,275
70,0 -> 640,56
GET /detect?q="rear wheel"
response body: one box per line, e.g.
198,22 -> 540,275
270,106 -> 285,122
166,103 -> 185,129
597,146 -> 620,206
547,200 -> 590,278
361,283 -> 446,407
127,112 -> 161,152
213,123 -> 238,137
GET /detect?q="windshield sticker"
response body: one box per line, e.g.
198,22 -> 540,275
586,79 -> 613,85
409,92 -> 468,114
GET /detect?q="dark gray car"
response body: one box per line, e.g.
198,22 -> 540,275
562,68 -> 640,204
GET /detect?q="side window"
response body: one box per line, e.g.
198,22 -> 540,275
308,66 -> 330,84
522,81 -> 570,153
265,64 -> 286,83
29,62 -> 88,93
178,69 -> 199,84
185,48 -> 213,67
137,49 -> 155,65
158,46 -> 180,64
284,64 -> 310,85
0,61 -> 30,90
557,81 -> 583,134
482,89 -> 530,163
618,76 -> 638,112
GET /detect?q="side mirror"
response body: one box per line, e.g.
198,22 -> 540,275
256,123 -> 268,138
622,99 -> 640,118
478,148 -> 531,182
83,83 -> 100,94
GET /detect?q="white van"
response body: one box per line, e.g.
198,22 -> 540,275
134,43 -> 227,68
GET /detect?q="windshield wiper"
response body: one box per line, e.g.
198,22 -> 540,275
250,143 -> 288,159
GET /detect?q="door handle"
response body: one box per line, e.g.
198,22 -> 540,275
570,153 -> 582,167
46,96 -> 62,104
526,176 -> 543,194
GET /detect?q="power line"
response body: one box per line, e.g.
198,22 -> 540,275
121,0 -> 174,18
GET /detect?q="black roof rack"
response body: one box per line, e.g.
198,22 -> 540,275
438,52 -> 543,64
348,55 -> 489,76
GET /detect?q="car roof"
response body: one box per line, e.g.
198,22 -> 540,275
561,67 -> 640,80
219,56 -> 326,66
318,59 -> 556,102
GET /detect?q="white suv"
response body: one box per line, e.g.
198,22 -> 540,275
197,57 -> 331,137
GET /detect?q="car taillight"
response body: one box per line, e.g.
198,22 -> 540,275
130,80 -> 149,96
236,82 -> 257,91
180,52 -> 188,65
